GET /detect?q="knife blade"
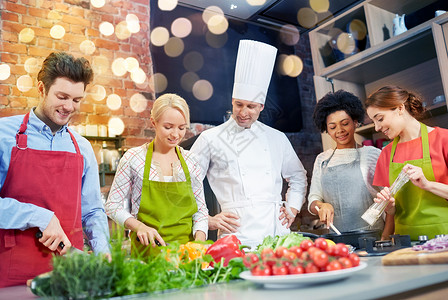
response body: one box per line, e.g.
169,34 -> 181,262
35,230 -> 84,255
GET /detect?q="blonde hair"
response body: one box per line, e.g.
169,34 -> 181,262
151,93 -> 190,126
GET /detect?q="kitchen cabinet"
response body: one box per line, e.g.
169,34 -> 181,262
309,0 -> 448,150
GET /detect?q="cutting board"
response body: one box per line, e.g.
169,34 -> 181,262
382,247 -> 448,265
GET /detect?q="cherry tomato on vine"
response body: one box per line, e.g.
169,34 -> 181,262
272,264 -> 289,276
334,243 -> 350,257
349,253 -> 360,267
288,264 -> 305,275
326,260 -> 343,271
314,237 -> 328,251
338,257 -> 353,269
300,239 -> 314,251
251,264 -> 272,276
305,262 -> 319,273
311,250 -> 329,268
243,253 -> 259,268
289,246 -> 303,258
275,246 -> 289,258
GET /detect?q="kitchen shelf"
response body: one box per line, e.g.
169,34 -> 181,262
310,0 -> 448,150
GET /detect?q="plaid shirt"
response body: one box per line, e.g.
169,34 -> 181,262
105,143 -> 208,238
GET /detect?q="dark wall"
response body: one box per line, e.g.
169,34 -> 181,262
150,3 -> 303,132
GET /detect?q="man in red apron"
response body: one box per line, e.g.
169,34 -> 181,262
0,52 -> 110,287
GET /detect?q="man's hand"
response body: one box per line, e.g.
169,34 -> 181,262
208,212 -> 240,233
279,207 -> 298,229
39,215 -> 71,255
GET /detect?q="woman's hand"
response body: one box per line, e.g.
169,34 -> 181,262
316,203 -> 334,229
194,230 -> 206,242
208,212 -> 240,233
402,164 -> 429,190
135,222 -> 166,247
279,206 -> 298,229
375,187 -> 396,215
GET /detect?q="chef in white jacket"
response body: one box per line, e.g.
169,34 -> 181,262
191,40 -> 307,248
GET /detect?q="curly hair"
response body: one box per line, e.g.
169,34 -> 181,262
365,85 -> 426,120
313,90 -> 365,132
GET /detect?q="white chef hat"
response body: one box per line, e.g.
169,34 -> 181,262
232,40 -> 278,105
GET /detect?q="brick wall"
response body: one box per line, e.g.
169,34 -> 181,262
0,0 -> 154,149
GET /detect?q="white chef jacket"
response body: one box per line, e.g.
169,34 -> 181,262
191,117 -> 307,248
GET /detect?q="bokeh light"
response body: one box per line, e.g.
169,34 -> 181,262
158,0 -> 177,11
310,0 -> 330,13
17,75 -> 34,92
180,72 -> 199,92
92,56 -> 109,75
207,14 -> 229,35
80,40 -> 96,55
349,19 -> 367,40
281,55 -> 303,77
47,10 -> 62,21
50,25 -> 65,39
279,24 -> 300,46
19,28 -> 35,43
106,94 -> 122,110
164,37 -> 184,57
247,0 -> 266,5
130,93 -> 148,113
108,117 -> 125,136
202,6 -> 224,24
171,17 -> 192,38
91,0 -> 105,9
126,14 -> 140,33
0,64 -> 11,81
99,21 -> 114,36
130,67 -> 147,84
337,33 -> 356,54
192,79 -> 213,101
115,21 -> 131,40
205,31 -> 228,48
125,57 -> 139,72
90,85 -> 106,101
297,7 -> 318,28
183,51 -> 204,72
112,57 -> 127,77
149,73 -> 168,93
150,27 -> 170,46
24,58 -> 40,74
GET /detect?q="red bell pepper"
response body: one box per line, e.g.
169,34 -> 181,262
205,235 -> 246,267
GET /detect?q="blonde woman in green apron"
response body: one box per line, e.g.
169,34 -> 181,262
308,90 -> 391,239
366,86 -> 448,240
105,94 -> 208,254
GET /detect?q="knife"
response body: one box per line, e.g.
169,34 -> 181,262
35,230 -> 84,255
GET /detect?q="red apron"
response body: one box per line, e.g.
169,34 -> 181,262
0,113 -> 84,287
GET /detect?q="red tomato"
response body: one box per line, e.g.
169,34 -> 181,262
305,262 -> 319,273
288,246 -> 303,258
349,253 -> 360,267
251,264 -> 272,276
326,260 -> 343,271
288,264 -> 305,275
243,253 -> 259,268
338,257 -> 353,269
272,264 -> 289,276
261,248 -> 275,264
326,245 -> 337,256
311,250 -> 329,268
314,237 -> 328,251
275,246 -> 289,258
307,246 -> 320,255
300,239 -> 314,251
334,243 -> 350,257
300,251 -> 311,262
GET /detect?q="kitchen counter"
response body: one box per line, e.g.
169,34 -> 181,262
1,257 -> 447,300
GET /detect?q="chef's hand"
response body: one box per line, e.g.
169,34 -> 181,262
208,212 -> 240,233
375,187 -> 396,215
135,222 -> 166,247
316,203 -> 334,229
40,215 -> 71,255
402,164 -> 429,190
279,207 -> 298,229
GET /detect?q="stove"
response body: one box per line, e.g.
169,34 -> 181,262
356,234 -> 412,256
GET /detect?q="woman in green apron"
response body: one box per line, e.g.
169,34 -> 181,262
105,94 -> 208,254
308,90 -> 391,239
366,86 -> 448,240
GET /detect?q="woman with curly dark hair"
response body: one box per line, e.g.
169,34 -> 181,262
366,85 -> 448,240
308,90 -> 390,237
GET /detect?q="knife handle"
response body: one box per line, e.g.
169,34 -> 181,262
35,230 -> 65,249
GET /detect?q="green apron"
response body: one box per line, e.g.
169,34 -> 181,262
389,123 -> 448,240
131,141 -> 198,256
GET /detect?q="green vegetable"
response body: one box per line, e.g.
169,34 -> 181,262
256,232 -> 310,252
